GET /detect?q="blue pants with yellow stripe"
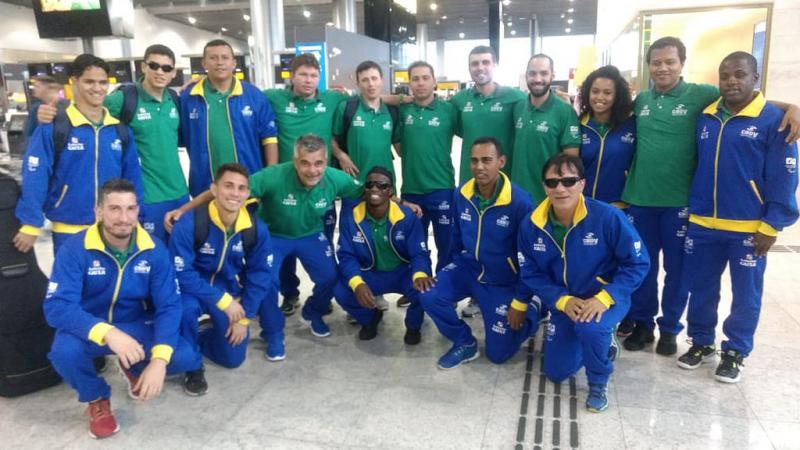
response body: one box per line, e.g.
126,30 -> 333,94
627,206 -> 689,334
419,262 -> 538,364
140,195 -> 189,244
279,207 -> 337,299
402,190 -> 454,272
272,232 -> 338,320
48,320 -> 201,402
333,266 -> 425,331
683,225 -> 766,357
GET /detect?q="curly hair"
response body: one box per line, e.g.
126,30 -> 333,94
579,65 -> 633,129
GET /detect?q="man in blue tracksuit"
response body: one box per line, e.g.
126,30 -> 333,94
420,137 -> 539,369
170,164 -> 276,395
44,179 -> 201,439
334,166 -> 435,343
180,39 -> 278,197
518,153 -> 649,412
676,52 -> 799,383
14,54 -> 142,256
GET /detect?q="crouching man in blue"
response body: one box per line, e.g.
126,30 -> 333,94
518,154 -> 649,412
334,166 -> 435,343
44,179 -> 201,439
421,137 -> 539,369
676,52 -> 799,383
169,163 -> 276,396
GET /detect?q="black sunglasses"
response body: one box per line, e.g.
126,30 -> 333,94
543,176 -> 582,189
365,181 -> 392,190
145,61 -> 175,73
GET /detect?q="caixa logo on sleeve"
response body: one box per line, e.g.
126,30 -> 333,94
133,260 -> 151,274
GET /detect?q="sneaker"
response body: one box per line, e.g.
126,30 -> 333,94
182,369 -> 208,396
609,329 -> 620,362
437,341 -> 479,370
461,299 -> 481,318
656,332 -> 678,356
86,398 -> 119,439
586,384 -> 609,412
404,329 -> 422,345
396,296 -> 411,308
539,307 -> 551,324
117,359 -> 140,400
623,321 -> 654,351
93,356 -> 107,374
375,295 -> 389,311
266,335 -> 286,361
715,349 -> 744,383
301,309 -> 331,338
280,295 -> 300,316
358,309 -> 383,341
324,301 -> 335,316
677,344 -> 716,370
616,319 -> 635,337
346,314 -> 358,325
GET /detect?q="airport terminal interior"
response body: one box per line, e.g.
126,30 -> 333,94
1,0 -> 799,449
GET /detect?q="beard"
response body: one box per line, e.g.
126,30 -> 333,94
528,81 -> 551,98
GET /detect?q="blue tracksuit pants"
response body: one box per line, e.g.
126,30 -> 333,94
627,206 -> 689,333
402,189 -> 454,272
543,300 -> 628,386
279,206 -> 337,299
140,195 -> 189,244
272,233 -> 338,320
419,262 -> 538,364
333,266 -> 425,331
683,225 -> 766,357
48,320 -> 201,402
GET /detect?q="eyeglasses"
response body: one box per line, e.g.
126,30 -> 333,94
365,181 -> 392,190
145,61 -> 175,73
543,176 -> 582,188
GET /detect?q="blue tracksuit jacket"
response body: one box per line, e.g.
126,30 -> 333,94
16,104 -> 142,235
518,195 -> 650,313
580,115 -> 636,204
169,201 -> 274,319
43,224 -> 180,362
180,77 -> 278,196
690,93 -> 799,235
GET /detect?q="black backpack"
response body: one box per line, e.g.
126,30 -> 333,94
0,175 -> 62,397
52,103 -> 131,168
335,97 -> 399,153
192,202 -> 258,256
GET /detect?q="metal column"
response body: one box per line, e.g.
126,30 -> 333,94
488,1 -> 503,62
250,0 -> 273,88
417,23 -> 428,61
269,0 -> 286,51
333,0 -> 357,32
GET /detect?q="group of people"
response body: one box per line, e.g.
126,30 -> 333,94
11,35 -> 799,439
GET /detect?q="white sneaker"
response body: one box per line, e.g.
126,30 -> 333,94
375,295 -> 389,311
461,298 -> 480,318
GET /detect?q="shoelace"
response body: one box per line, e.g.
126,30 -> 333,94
88,401 -> 112,419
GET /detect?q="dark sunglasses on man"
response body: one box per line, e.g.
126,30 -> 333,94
543,176 -> 582,189
365,181 -> 392,191
145,61 -> 175,73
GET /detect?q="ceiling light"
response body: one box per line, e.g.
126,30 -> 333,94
565,27 -> 571,33
302,9 -> 310,18
187,16 -> 197,24
567,8 -> 574,13
502,0 -> 511,5
560,13 -> 565,18
243,14 -> 250,21
567,18 -> 573,24
510,29 -> 517,35
430,3 -> 438,11
458,17 -> 464,24
507,22 -> 513,27
435,20 -> 440,24
221,27 -> 228,32
326,21 -> 334,27
440,15 -> 447,19
458,32 -> 465,38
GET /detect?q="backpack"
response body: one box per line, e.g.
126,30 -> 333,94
52,103 -> 131,168
335,97 -> 399,153
192,202 -> 258,256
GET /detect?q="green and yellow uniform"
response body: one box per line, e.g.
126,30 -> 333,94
397,99 -> 458,195
333,97 -> 400,182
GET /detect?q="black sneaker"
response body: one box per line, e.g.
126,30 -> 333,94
617,319 -> 635,337
397,296 -> 411,308
404,329 -> 422,345
715,350 -> 744,383
623,321 -> 654,351
280,295 -> 300,316
609,329 -> 620,362
183,369 -> 208,396
93,356 -> 107,374
656,332 -> 678,356
677,344 -> 716,370
358,309 -> 383,341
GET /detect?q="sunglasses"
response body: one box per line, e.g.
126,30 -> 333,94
365,181 -> 392,190
145,61 -> 175,73
543,177 -> 582,188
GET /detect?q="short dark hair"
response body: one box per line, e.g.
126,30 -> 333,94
721,51 -> 758,74
98,178 -> 136,205
528,53 -> 554,72
646,36 -> 686,64
144,44 -> 176,65
203,39 -> 234,58
541,153 -> 585,181
291,53 -> 320,73
366,165 -> 394,186
356,60 -> 383,79
294,134 -> 326,157
408,60 -> 435,79
579,65 -> 633,128
469,45 -> 496,63
70,54 -> 109,79
215,163 -> 250,182
471,136 -> 503,156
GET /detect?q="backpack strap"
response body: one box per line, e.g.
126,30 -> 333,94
336,97 -> 360,153
193,203 -> 211,251
51,102 -> 71,169
117,84 -> 139,125
240,210 -> 258,256
386,103 -> 400,138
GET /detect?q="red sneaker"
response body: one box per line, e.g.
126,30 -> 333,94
86,398 -> 119,439
118,359 -> 140,400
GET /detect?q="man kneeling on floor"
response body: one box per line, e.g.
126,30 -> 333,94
420,137 -> 540,369
44,179 -> 201,439
518,154 -> 649,412
334,166 -> 435,343
169,163 -> 276,395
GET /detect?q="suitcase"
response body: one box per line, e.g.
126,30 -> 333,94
0,174 -> 61,397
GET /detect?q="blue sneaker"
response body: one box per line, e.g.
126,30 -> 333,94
609,327 -> 620,362
437,342 -> 479,370
266,335 -> 286,361
586,384 -> 609,412
301,309 -> 331,338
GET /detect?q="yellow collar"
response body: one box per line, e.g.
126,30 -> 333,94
189,76 -> 243,97
66,103 -> 120,127
84,223 -> 154,252
703,91 -> 766,118
459,171 -> 512,207
531,194 -> 588,230
353,201 -> 405,225
208,201 -> 252,234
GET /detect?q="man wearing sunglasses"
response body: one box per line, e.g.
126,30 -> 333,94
518,153 -> 649,412
333,166 -> 434,343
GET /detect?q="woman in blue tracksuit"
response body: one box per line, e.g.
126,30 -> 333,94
518,153 -> 649,412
